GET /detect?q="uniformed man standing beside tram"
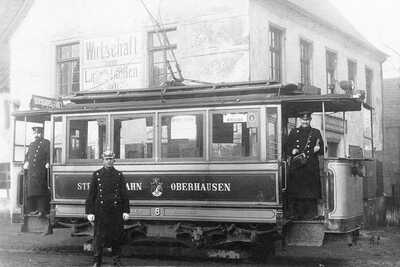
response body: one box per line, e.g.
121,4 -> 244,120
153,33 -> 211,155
285,111 -> 324,220
23,126 -> 50,217
86,150 -> 130,267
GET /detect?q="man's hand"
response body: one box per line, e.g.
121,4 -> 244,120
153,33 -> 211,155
87,214 -> 95,222
23,162 -> 29,170
45,163 -> 50,169
292,148 -> 299,155
313,145 -> 320,153
122,213 -> 129,221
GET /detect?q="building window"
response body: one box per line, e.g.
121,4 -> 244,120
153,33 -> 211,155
148,28 -> 178,87
56,43 -> 80,96
365,67 -> 373,105
269,26 -> 283,82
347,59 -> 357,88
326,50 -> 337,93
300,39 -> 312,87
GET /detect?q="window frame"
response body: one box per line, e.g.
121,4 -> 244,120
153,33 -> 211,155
365,66 -> 373,105
110,113 -> 156,162
347,59 -> 358,88
326,49 -> 338,94
56,42 -> 80,96
299,38 -> 313,87
158,110 -> 206,162
148,27 -> 178,87
210,108 -> 261,161
66,115 -> 108,163
268,25 -> 284,83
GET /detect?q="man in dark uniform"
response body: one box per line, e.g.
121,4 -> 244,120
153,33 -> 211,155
23,126 -> 50,217
285,111 -> 324,220
86,150 -> 130,267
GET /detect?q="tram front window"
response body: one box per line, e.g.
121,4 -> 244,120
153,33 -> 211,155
113,116 -> 154,159
161,114 -> 204,159
212,111 -> 259,160
68,118 -> 106,160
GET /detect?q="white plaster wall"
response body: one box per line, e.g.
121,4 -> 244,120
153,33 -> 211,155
10,0 -> 249,110
249,0 -> 383,152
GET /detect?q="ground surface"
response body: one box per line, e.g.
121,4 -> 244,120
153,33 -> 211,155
0,213 -> 399,267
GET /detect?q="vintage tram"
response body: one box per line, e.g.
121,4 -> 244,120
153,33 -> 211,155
11,81 -> 371,258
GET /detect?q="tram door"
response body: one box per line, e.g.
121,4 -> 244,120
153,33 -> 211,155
12,116 -> 52,233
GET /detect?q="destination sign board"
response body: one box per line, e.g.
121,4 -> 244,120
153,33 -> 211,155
54,173 -> 277,203
30,95 -> 63,109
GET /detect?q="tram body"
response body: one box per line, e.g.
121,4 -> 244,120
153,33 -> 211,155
12,82 -> 370,254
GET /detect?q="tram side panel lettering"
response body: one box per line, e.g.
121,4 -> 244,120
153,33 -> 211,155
54,173 -> 277,202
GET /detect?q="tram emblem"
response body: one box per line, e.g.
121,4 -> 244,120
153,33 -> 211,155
151,178 -> 163,197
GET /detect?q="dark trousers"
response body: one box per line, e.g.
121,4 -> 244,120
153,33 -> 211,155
26,195 -> 49,214
288,198 -> 318,220
93,231 -> 122,263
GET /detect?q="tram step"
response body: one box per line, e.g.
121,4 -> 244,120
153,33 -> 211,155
21,215 -> 50,234
286,221 -> 325,247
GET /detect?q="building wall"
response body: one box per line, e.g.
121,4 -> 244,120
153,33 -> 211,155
383,77 -> 400,192
10,0 -> 249,110
249,0 -> 384,157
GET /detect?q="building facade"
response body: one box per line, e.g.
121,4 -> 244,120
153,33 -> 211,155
383,77 -> 400,189
8,0 -> 387,211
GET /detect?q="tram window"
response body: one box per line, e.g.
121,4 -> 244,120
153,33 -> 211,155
211,111 -> 259,160
13,121 -> 45,162
113,116 -> 154,159
160,114 -> 204,159
53,116 -> 63,163
68,118 -> 106,160
266,107 -> 278,160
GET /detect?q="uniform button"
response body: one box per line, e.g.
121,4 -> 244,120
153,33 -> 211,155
33,159 -> 36,162
296,140 -> 299,142
97,178 -> 100,181
100,201 -> 103,204
296,145 -> 300,148
99,189 -> 102,192
114,201 -> 117,205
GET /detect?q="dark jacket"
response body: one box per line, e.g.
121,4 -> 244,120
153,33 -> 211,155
25,138 -> 50,197
86,167 -> 130,244
285,126 -> 324,198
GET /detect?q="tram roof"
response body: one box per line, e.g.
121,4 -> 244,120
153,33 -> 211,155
12,82 -> 370,121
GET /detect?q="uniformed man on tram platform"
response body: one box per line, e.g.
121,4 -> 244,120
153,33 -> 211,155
23,125 -> 50,217
86,150 -> 130,267
285,111 -> 324,220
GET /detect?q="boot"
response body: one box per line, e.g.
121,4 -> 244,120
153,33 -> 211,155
112,255 -> 121,267
92,256 -> 102,267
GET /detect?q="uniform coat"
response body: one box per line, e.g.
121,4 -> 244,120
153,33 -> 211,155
86,167 -> 130,250
285,126 -> 324,199
25,137 -> 50,197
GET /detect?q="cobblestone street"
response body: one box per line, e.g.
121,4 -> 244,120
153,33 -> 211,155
0,213 -> 399,267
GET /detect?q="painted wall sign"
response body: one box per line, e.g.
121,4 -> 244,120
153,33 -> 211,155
54,173 -> 277,203
82,63 -> 143,90
81,34 -> 144,91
